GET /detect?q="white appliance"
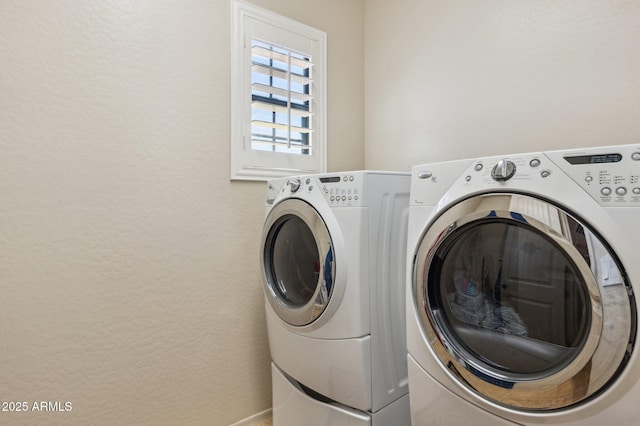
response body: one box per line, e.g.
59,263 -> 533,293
261,171 -> 411,425
406,144 -> 640,425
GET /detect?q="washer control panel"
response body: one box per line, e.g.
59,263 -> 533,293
318,173 -> 364,206
268,173 -> 366,207
454,145 -> 640,208
546,145 -> 640,206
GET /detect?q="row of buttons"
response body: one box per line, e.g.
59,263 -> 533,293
601,187 -> 640,196
329,195 -> 359,202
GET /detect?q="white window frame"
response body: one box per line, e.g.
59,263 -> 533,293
231,0 -> 327,181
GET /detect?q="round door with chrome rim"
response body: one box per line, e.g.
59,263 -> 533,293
414,193 -> 636,411
261,198 -> 335,327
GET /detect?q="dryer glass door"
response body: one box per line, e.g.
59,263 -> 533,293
414,193 -> 635,411
262,199 -> 334,326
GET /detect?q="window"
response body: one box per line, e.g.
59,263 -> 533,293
231,0 -> 327,181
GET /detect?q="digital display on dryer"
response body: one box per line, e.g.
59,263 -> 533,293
564,153 -> 622,165
319,176 -> 341,183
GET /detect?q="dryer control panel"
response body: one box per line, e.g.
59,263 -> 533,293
318,173 -> 365,207
266,173 -> 369,207
545,145 -> 640,207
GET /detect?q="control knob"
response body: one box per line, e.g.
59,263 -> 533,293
288,178 -> 301,193
491,159 -> 517,182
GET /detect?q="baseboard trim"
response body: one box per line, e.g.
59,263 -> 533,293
229,408 -> 272,426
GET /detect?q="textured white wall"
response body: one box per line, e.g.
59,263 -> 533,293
0,1 -> 363,425
364,0 -> 640,170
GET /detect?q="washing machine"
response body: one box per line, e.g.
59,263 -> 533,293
406,144 -> 640,425
261,171 -> 411,425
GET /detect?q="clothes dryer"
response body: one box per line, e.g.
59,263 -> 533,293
261,171 -> 411,425
407,144 -> 640,425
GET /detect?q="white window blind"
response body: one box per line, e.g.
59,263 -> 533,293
231,0 -> 326,181
251,40 -> 313,155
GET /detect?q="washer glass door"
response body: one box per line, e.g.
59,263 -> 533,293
414,193 -> 635,410
262,198 -> 334,326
